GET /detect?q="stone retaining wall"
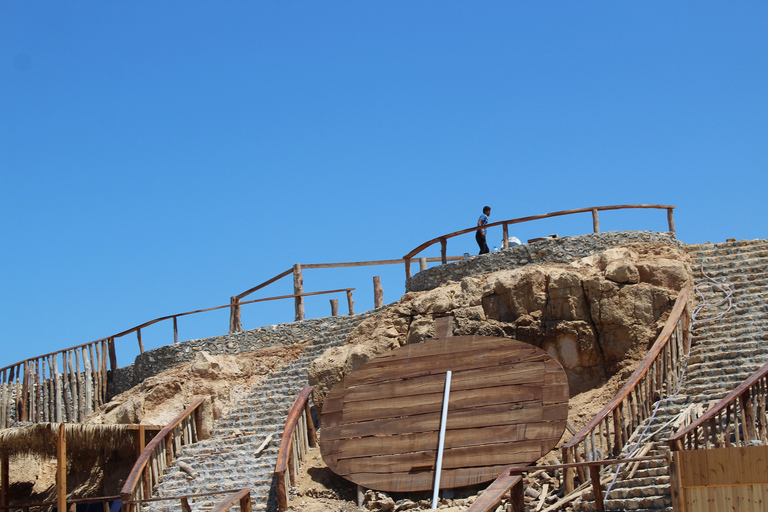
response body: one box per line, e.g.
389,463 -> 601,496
110,308 -> 383,396
405,230 -> 682,292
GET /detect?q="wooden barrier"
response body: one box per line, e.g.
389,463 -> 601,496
560,287 -> 691,494
402,204 -> 676,279
120,398 -> 208,512
274,386 -> 317,512
670,446 -> 768,512
668,360 -> 768,452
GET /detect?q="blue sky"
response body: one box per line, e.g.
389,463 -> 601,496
2,2 -> 766,368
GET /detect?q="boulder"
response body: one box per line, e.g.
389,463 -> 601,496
308,242 -> 692,409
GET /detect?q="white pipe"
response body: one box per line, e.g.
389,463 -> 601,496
432,370 -> 452,509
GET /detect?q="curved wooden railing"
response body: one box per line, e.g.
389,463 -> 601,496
120,397 -> 209,512
668,361 -> 768,452
560,286 -> 691,494
0,286 -> 355,428
274,386 -> 317,512
402,204 -> 676,278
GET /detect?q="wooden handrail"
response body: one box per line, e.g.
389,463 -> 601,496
668,360 -> 768,452
274,386 -> 317,512
560,286 -> 691,493
120,397 -> 207,512
209,488 -> 252,512
402,204 -> 676,278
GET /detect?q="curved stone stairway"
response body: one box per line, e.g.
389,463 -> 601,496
572,239 -> 768,511
145,310 -> 379,512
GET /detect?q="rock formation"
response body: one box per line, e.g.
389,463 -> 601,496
309,243 -> 692,408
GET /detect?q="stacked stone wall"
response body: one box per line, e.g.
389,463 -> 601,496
406,230 -> 682,292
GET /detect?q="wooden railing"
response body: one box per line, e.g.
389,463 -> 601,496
120,397 -> 209,512
0,338 -> 113,427
668,361 -> 768,452
0,286 -> 354,428
402,204 -> 676,278
274,386 -> 317,512
560,286 -> 691,494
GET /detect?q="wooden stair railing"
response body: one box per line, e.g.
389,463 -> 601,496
560,287 -> 691,494
403,204 -> 676,278
274,386 -> 317,512
668,360 -> 768,452
120,397 -> 208,512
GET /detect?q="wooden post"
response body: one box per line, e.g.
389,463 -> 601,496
239,493 -> 252,512
57,423 -> 67,512
667,208 -> 676,237
136,425 -> 146,458
1,452 -> 9,509
180,497 -> 191,512
592,209 -> 600,233
373,276 -> 383,309
562,447 -> 575,495
173,316 -> 179,343
440,238 -> 447,265
330,299 -> 339,317
404,258 -> 412,280
502,223 -> 509,249
590,465 -> 604,511
21,361 -> 29,422
509,477 -> 524,512
346,290 -> 354,315
108,338 -> 118,375
419,258 -> 427,272
136,329 -> 145,354
229,297 -> 242,334
293,264 -> 305,321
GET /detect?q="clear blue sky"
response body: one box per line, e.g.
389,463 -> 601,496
2,3 -> 766,368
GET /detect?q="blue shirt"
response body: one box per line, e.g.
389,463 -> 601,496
478,213 -> 489,235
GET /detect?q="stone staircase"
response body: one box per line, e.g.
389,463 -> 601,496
145,310 -> 379,512
572,239 -> 768,511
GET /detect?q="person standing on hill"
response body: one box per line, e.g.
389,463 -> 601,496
476,206 -> 491,254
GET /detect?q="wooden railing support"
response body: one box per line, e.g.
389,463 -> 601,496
592,208 -> 599,233
667,208 -> 676,237
57,424 -> 67,512
293,264 -> 304,321
347,290 -> 354,315
275,386 -> 316,512
419,257 -> 427,272
330,299 -> 338,316
373,276 -> 383,308
440,238 -> 447,265
229,297 -> 242,334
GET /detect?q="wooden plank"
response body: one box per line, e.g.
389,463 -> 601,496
351,464 -> 517,493
338,384 -> 546,423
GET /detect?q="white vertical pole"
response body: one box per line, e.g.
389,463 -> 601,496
432,370 -> 452,509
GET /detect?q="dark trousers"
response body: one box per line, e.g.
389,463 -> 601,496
476,231 -> 489,254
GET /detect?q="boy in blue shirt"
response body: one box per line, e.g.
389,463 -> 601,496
476,206 -> 491,254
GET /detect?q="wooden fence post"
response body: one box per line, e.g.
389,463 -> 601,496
373,276 -> 383,308
502,223 -> 509,249
57,423 -> 67,512
404,258 -> 412,280
330,299 -> 339,317
419,258 -> 427,272
440,238 -> 447,265
667,208 -> 676,237
229,296 -> 242,334
293,264 -> 305,321
346,290 -> 354,315
592,209 -> 600,233
137,329 -> 145,354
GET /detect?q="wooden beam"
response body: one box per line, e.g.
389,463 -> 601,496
293,264 -> 304,321
57,424 -> 67,512
373,276 -> 383,309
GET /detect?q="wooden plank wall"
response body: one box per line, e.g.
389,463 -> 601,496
674,446 -> 768,512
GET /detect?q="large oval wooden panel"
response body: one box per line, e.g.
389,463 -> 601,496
319,335 -> 569,492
